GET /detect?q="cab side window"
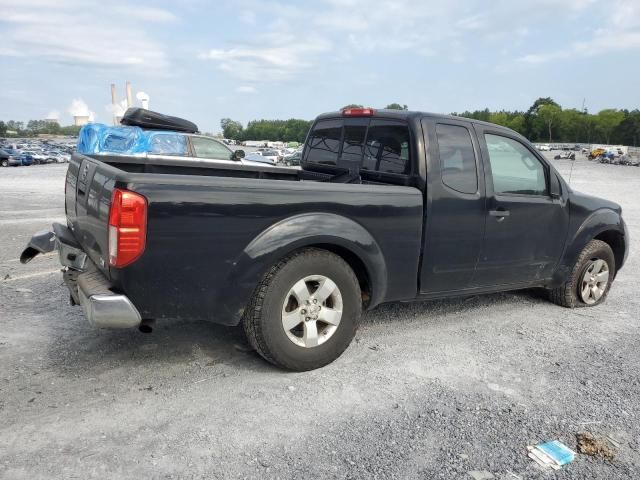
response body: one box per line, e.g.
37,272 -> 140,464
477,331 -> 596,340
484,134 -> 548,196
436,124 -> 478,194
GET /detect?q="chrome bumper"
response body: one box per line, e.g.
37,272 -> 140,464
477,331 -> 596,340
21,223 -> 142,329
75,267 -> 142,329
78,288 -> 142,329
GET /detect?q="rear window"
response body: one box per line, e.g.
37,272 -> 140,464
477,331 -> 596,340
304,117 -> 411,175
340,120 -> 368,166
304,119 -> 342,166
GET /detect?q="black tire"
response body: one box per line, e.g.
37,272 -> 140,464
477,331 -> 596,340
549,239 -> 615,308
1,160 -> 7,167
243,248 -> 361,371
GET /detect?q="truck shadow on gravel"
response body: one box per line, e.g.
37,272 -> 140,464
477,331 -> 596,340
364,288 -> 548,325
44,315 -> 273,376
43,288 -> 548,376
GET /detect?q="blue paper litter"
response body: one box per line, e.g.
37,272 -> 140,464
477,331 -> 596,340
527,439 -> 576,470
537,440 -> 575,466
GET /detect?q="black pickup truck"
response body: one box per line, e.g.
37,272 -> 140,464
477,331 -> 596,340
22,108 -> 629,371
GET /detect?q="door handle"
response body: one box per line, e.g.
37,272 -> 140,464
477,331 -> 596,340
489,209 -> 510,221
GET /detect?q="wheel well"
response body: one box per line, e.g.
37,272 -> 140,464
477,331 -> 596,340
306,244 -> 372,309
594,230 -> 625,273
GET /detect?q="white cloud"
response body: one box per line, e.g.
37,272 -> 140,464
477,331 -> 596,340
0,0 -> 171,69
236,86 -> 257,94
201,0 -> 603,85
456,14 -> 489,31
67,99 -> 95,121
519,0 -> 640,63
239,10 -> 256,25
201,33 -> 331,81
535,0 -> 596,9
113,5 -> 177,23
106,99 -> 129,118
610,0 -> 640,28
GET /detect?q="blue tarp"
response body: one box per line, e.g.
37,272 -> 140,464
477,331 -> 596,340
77,124 -> 187,156
147,131 -> 187,155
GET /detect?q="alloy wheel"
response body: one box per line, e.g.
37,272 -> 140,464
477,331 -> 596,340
579,259 -> 609,305
281,275 -> 343,348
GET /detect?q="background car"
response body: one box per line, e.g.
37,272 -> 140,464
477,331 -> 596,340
282,150 -> 302,166
588,148 -> 607,160
256,149 -> 280,164
21,150 -> 49,164
19,152 -> 34,166
0,149 -> 21,167
3,148 -> 31,166
47,152 -> 70,163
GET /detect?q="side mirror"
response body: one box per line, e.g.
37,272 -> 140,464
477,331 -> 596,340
231,149 -> 245,161
550,173 -> 561,199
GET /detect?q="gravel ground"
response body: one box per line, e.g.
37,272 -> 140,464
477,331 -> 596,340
0,157 -> 638,479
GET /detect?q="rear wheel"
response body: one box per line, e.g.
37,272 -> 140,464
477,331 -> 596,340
1,160 -> 8,167
549,240 -> 615,308
243,248 -> 361,371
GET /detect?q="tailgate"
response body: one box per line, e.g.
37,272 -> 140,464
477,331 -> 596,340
65,153 -> 116,277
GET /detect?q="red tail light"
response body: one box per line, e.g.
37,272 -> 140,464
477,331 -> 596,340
108,189 -> 147,268
342,107 -> 375,117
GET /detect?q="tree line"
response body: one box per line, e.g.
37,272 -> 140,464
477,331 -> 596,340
454,98 -> 640,146
220,118 -> 312,144
0,120 -> 81,137
222,99 -> 639,146
4,99 -> 639,147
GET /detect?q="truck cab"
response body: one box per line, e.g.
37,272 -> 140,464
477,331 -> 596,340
303,109 -> 606,297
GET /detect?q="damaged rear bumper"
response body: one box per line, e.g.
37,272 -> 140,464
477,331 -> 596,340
76,268 -> 142,329
20,223 -> 141,329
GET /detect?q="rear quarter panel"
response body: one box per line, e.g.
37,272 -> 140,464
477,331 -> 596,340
111,176 -> 423,325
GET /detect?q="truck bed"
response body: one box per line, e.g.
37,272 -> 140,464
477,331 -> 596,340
65,153 -> 424,325
94,153 -> 326,181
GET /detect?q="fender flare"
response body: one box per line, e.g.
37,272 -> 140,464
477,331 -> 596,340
217,213 -> 388,325
554,208 -> 626,284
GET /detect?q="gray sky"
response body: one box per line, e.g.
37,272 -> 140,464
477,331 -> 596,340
1,0 -> 639,131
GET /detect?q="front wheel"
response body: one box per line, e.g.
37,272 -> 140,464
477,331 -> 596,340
243,248 -> 362,371
549,240 -> 615,308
